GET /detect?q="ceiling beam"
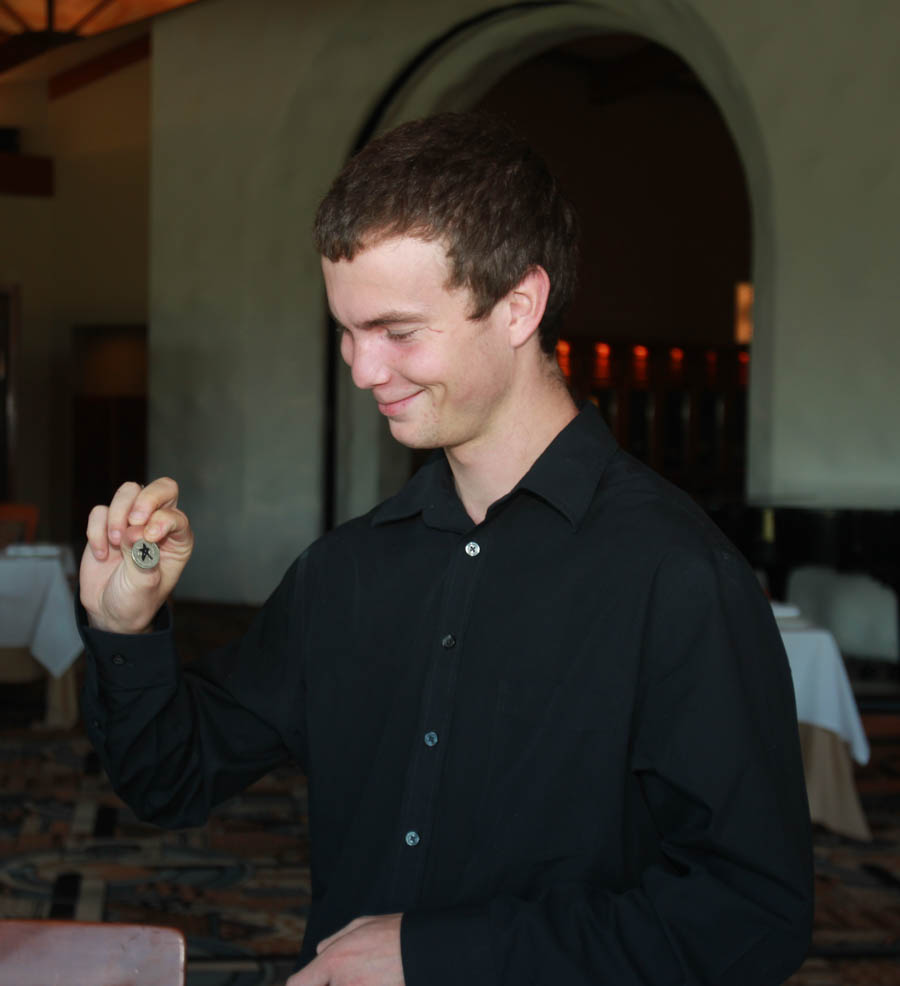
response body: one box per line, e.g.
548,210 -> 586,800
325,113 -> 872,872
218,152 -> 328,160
72,0 -> 117,34
0,28 -> 74,73
0,1 -> 31,32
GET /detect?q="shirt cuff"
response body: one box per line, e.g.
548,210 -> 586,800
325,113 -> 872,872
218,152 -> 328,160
76,595 -> 178,688
401,903 -> 495,986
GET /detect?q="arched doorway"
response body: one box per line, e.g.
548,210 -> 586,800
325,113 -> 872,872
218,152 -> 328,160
473,34 -> 753,506
331,1 -> 772,527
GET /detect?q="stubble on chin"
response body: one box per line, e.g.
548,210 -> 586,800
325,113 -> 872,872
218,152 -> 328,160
387,404 -> 441,450
389,420 -> 438,450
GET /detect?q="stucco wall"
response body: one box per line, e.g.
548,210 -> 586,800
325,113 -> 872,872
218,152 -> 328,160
149,0 -> 900,602
688,0 -> 900,505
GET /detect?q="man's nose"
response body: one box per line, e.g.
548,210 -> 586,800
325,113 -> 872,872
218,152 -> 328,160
344,334 -> 391,391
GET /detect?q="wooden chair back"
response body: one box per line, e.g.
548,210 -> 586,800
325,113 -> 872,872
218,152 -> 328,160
0,919 -> 185,986
0,501 -> 39,546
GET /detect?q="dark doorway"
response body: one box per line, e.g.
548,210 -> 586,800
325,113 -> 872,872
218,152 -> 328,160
474,34 -> 753,506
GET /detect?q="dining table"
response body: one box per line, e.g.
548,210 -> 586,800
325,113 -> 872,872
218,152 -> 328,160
774,602 -> 872,841
0,544 -> 83,729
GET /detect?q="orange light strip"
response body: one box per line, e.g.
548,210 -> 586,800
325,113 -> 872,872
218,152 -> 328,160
555,339 -> 571,381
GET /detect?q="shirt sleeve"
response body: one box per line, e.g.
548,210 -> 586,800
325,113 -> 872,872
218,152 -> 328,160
400,546 -> 814,986
79,555 -> 309,829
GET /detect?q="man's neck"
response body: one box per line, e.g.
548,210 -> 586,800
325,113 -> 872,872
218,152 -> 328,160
446,378 -> 578,525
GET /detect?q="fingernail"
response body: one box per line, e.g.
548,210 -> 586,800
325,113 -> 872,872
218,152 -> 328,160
129,510 -> 147,524
94,547 -> 107,561
109,529 -> 121,544
145,525 -> 160,539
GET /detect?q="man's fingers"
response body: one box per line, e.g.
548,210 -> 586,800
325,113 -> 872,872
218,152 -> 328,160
80,477 -> 191,635
293,915 -> 403,986
285,955 -> 328,986
106,481 -> 143,547
130,506 -> 191,548
105,478 -> 180,549
316,916 -> 370,954
126,476 -> 180,526
86,504 -> 111,560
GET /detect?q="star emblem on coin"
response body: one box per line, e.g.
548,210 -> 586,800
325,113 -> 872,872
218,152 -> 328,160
131,539 -> 160,570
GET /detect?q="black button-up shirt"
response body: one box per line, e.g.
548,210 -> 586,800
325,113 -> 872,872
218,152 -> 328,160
81,405 -> 813,984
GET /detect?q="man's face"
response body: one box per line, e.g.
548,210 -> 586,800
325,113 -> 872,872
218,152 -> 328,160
322,236 -> 516,453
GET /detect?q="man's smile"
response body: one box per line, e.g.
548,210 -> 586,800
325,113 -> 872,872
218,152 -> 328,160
376,391 -> 424,416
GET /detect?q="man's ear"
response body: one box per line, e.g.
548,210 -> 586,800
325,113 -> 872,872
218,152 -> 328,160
507,265 -> 551,349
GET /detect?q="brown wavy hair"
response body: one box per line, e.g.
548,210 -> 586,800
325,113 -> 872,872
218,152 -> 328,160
313,113 -> 579,355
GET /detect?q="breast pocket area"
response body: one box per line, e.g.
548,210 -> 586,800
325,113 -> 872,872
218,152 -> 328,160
478,676 -> 607,863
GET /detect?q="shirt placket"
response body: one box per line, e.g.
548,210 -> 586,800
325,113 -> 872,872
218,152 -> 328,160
388,534 -> 485,906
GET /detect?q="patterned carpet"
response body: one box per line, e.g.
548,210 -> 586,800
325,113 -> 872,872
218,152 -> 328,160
787,714 -> 900,986
1,601 -> 303,984
1,601 -> 898,985
0,728 -> 307,984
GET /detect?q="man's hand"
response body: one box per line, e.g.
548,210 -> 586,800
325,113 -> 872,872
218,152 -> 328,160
80,477 -> 194,634
287,914 -> 404,986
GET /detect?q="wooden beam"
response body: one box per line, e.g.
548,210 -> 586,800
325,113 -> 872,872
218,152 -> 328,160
0,29 -> 75,73
48,33 -> 150,100
72,0 -> 117,34
0,0 -> 32,32
0,151 -> 53,196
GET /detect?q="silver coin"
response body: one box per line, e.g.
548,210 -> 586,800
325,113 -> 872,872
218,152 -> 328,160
131,539 -> 160,570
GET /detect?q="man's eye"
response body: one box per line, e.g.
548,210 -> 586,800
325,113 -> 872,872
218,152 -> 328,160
386,329 -> 418,341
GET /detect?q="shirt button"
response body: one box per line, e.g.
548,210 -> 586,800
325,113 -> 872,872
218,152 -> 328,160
424,731 -> 438,747
441,634 -> 456,649
465,541 -> 480,557
91,719 -> 101,730
405,830 -> 420,847
111,654 -> 126,666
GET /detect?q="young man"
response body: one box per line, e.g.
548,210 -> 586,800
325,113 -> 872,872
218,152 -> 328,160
80,113 -> 813,986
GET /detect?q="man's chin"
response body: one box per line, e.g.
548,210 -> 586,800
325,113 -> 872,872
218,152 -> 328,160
387,419 -> 438,450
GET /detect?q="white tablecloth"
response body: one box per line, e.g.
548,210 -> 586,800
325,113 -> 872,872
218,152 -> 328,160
0,550 -> 83,677
778,616 -> 870,765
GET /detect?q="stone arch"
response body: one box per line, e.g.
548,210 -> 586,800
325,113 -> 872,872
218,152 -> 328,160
333,0 -> 773,524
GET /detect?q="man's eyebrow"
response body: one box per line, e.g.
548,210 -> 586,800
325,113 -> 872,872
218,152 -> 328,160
329,310 -> 428,333
358,310 -> 427,330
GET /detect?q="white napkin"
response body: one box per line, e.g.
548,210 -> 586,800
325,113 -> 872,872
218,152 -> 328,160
770,601 -> 801,619
4,543 -> 61,558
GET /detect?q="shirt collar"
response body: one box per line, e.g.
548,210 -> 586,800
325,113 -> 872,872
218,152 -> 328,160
372,402 -> 619,530
371,449 -> 467,530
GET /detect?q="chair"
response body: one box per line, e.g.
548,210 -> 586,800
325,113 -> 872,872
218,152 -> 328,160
0,919 -> 185,986
787,564 -> 899,662
788,563 -> 900,713
0,501 -> 39,547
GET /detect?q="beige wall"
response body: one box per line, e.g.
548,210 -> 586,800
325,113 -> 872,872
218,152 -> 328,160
0,55 -> 149,539
689,0 -> 900,506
